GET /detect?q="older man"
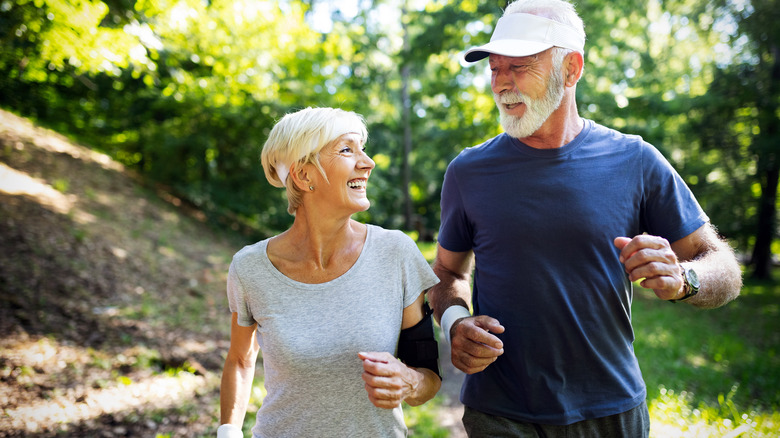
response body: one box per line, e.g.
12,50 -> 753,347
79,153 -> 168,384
428,0 -> 743,437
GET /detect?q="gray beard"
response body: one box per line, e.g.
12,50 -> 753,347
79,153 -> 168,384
495,68 -> 565,139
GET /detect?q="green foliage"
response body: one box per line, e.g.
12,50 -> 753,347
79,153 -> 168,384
406,398 -> 451,437
0,0 -> 142,81
0,0 -> 776,257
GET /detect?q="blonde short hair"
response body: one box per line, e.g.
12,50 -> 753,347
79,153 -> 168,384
261,107 -> 368,215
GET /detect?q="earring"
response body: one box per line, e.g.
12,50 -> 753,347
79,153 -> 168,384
309,186 -> 314,191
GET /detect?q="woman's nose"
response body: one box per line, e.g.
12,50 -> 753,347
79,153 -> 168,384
359,149 -> 375,169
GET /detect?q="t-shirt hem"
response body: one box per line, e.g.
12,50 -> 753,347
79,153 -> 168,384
462,391 -> 647,426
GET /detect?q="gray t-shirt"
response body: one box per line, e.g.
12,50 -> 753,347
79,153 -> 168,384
227,224 -> 440,438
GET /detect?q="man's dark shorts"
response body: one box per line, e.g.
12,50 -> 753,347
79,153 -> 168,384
462,401 -> 650,438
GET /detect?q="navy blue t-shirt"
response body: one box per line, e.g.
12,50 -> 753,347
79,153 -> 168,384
438,120 -> 707,425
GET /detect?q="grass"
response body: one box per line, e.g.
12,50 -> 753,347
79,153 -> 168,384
633,275 -> 780,437
406,397 -> 451,437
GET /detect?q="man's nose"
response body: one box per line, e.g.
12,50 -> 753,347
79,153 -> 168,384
491,68 -> 513,95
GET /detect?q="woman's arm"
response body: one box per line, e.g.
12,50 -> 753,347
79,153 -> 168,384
359,292 -> 441,408
220,312 -> 260,426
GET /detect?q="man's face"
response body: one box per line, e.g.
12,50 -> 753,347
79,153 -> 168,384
490,50 -> 565,139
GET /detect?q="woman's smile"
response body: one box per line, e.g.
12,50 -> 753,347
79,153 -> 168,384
347,178 -> 368,190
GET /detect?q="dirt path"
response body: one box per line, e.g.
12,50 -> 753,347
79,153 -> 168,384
437,338 -> 467,438
0,109 -> 235,437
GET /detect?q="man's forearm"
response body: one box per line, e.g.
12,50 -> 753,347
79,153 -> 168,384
683,237 -> 742,309
428,265 -> 472,324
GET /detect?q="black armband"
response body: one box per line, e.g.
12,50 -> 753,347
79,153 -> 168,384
397,302 -> 441,380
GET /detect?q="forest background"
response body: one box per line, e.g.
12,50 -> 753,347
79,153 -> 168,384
0,0 -> 780,436
1,0 -> 778,278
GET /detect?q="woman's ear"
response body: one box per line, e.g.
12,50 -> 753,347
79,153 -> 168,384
290,163 -> 313,192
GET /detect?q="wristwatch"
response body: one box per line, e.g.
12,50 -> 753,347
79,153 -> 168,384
670,263 -> 700,303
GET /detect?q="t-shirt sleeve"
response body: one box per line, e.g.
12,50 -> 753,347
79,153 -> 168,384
641,143 -> 709,242
438,161 -> 474,253
226,260 -> 255,326
398,234 -> 441,308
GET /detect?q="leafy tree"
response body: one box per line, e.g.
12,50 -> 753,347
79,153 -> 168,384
0,0 -> 775,270
685,0 -> 779,278
571,0 -> 777,278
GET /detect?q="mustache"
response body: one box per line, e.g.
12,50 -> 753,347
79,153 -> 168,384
494,91 -> 525,105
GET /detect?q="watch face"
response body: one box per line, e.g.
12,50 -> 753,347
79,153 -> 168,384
686,268 -> 700,289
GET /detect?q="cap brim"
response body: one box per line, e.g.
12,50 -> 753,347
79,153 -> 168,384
463,39 -> 553,63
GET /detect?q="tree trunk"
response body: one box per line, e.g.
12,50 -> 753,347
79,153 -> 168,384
751,166 -> 778,279
400,4 -> 413,231
750,43 -> 780,280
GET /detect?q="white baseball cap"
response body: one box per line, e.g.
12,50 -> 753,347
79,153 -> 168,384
464,13 -> 585,63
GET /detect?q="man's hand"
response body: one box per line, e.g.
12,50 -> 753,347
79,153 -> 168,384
450,315 -> 505,374
614,235 -> 684,301
358,352 -> 420,409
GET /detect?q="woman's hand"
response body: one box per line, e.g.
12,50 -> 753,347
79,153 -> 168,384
358,351 -> 422,409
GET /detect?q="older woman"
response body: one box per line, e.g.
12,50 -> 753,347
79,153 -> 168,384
217,107 -> 441,438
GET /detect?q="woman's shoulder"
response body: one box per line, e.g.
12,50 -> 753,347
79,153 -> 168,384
231,238 -> 270,266
367,223 -> 409,239
366,224 -> 415,249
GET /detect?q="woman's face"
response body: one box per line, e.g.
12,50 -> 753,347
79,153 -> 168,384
313,132 -> 375,215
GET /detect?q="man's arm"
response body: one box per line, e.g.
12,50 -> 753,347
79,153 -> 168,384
428,244 -> 504,374
615,223 -> 742,308
428,244 -> 474,324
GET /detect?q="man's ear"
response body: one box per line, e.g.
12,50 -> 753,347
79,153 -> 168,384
564,51 -> 584,87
